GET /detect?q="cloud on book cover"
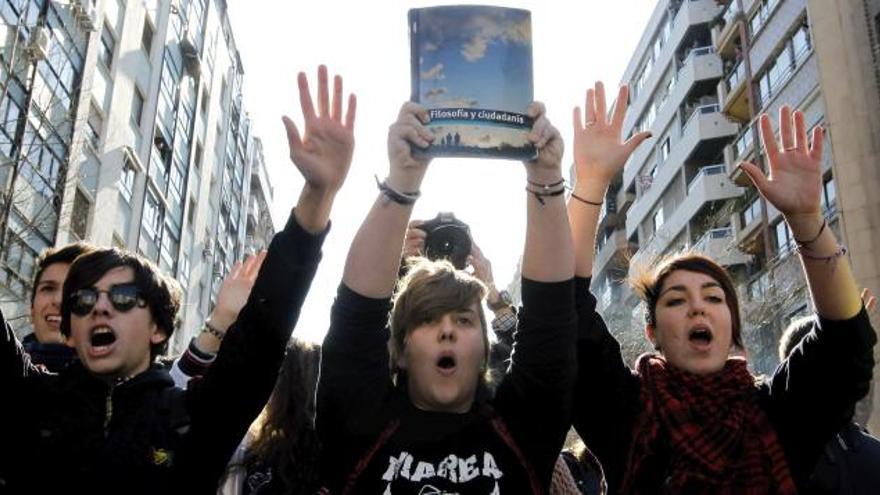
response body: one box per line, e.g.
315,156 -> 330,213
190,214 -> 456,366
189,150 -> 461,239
460,16 -> 530,62
419,7 -> 531,64
421,63 -> 445,81
429,97 -> 478,107
424,87 -> 448,99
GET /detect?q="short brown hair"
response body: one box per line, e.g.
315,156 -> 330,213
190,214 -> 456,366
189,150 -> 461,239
61,247 -> 182,357
389,257 -> 489,384
31,242 -> 96,305
630,252 -> 744,350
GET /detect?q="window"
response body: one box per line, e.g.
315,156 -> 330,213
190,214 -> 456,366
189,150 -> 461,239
141,19 -> 154,54
99,23 -> 115,68
119,157 -> 137,203
131,88 -> 145,126
86,105 -> 102,150
71,188 -> 91,240
660,137 -> 670,162
742,197 -> 762,226
775,221 -> 794,256
821,176 -> 836,213
653,207 -> 665,232
755,20 -> 812,107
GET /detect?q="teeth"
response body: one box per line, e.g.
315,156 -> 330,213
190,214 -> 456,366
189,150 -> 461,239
93,327 -> 113,335
46,316 -> 61,323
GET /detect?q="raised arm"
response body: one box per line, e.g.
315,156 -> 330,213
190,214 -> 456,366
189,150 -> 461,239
569,82 -> 651,277
740,107 -> 860,319
568,82 -> 651,491
181,65 -> 355,487
342,103 -> 432,297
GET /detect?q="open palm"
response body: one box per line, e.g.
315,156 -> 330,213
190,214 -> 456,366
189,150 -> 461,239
739,106 -> 823,218
282,65 -> 356,194
573,82 -> 651,185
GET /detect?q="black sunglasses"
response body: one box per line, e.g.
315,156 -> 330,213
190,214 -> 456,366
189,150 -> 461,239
69,284 -> 145,316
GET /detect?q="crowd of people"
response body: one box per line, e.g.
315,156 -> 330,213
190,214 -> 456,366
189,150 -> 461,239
1,64 -> 877,494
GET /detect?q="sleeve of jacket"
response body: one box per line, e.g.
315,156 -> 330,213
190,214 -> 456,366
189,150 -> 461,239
180,212 -> 328,487
570,277 -> 642,493
765,306 -> 877,483
492,277 -> 577,487
316,283 -> 393,451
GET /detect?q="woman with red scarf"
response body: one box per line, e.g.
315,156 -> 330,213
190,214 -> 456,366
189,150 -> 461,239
566,82 -> 876,494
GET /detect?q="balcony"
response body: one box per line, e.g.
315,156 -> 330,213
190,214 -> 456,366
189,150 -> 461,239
624,0 -> 722,135
595,229 -> 631,273
712,0 -> 743,56
692,227 -> 751,266
725,123 -> 756,185
719,61 -> 750,122
626,105 -> 739,238
623,47 -> 724,190
597,194 -> 623,230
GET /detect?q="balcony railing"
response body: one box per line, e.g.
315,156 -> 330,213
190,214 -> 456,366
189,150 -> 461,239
687,163 -> 726,194
721,1 -> 739,27
732,124 -> 754,160
694,227 -> 733,251
725,61 -> 746,92
683,103 -> 721,130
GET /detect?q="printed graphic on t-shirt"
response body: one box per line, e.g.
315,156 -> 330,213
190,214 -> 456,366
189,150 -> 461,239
381,451 -> 503,493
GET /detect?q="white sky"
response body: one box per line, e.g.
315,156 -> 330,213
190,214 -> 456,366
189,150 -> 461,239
227,0 -> 657,343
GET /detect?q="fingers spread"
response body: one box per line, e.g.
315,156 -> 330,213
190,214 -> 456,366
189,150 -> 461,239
345,93 -> 357,131
332,74 -> 343,122
282,116 -> 303,155
595,81 -> 607,124
779,105 -> 794,150
611,85 -> 629,131
758,114 -> 779,162
573,106 -> 584,132
738,161 -> 769,193
317,65 -> 329,118
793,110 -> 808,153
624,131 -> 652,154
297,72 -> 316,120
809,125 -> 824,162
585,89 -> 597,124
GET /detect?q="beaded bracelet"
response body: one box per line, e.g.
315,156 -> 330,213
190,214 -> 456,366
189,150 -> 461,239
202,321 -> 226,340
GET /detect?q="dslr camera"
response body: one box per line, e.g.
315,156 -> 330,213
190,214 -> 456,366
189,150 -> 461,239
420,212 -> 472,270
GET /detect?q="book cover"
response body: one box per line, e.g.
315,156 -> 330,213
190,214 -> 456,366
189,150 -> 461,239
409,5 -> 536,160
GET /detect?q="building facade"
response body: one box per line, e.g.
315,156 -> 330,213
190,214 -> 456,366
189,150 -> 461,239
594,0 -> 880,428
0,0 -> 92,330
0,0 -> 275,355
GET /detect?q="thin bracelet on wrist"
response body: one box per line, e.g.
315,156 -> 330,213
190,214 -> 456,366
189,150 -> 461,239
202,321 -> 226,340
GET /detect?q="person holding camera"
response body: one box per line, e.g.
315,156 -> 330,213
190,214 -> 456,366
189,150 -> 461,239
316,100 -> 576,493
403,218 -> 518,385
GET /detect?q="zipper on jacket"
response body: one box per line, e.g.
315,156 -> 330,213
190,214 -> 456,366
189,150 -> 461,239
103,387 -> 113,437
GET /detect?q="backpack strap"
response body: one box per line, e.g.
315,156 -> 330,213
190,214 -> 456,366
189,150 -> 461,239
488,412 -> 544,494
338,419 -> 400,495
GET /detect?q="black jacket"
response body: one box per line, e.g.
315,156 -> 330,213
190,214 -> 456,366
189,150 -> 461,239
0,214 -> 327,494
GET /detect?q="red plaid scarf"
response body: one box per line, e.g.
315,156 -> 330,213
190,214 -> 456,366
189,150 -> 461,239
620,354 -> 796,494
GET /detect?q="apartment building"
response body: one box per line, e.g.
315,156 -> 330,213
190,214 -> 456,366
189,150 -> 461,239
0,0 -> 275,354
594,0 -> 880,428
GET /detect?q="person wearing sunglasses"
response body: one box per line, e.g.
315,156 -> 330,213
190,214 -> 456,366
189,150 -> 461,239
0,65 -> 357,493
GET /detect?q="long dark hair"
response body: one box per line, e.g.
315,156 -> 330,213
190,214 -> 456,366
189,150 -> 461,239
241,339 -> 322,494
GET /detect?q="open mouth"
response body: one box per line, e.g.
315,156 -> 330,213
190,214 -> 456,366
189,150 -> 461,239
90,326 -> 117,349
688,326 -> 713,347
45,315 -> 61,326
436,355 -> 457,374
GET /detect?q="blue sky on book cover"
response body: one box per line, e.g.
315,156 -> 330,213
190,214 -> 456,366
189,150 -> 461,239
410,5 -> 535,159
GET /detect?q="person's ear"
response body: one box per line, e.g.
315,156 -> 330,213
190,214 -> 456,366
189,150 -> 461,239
645,324 -> 660,351
149,322 -> 168,345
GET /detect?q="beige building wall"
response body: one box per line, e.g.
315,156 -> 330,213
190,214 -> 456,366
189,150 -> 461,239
808,0 -> 880,431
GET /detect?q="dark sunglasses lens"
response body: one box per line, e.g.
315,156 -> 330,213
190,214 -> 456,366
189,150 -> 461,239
71,289 -> 98,316
109,285 -> 139,311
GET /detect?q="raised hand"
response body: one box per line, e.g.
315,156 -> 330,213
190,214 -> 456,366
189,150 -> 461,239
572,82 -> 651,189
282,65 -> 356,195
210,251 -> 267,332
739,106 -> 823,220
387,102 -> 434,192
403,220 -> 427,259
468,241 -> 494,286
524,101 -> 564,182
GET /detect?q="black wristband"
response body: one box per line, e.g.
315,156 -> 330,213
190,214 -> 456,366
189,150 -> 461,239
376,175 -> 420,205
